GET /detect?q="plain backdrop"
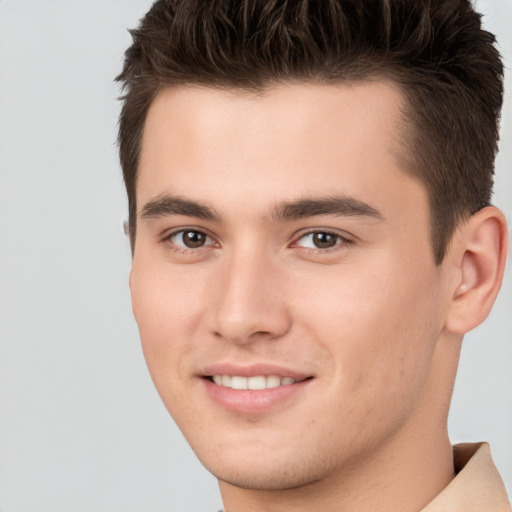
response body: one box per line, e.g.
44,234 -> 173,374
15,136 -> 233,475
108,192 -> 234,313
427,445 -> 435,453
0,1 -> 510,511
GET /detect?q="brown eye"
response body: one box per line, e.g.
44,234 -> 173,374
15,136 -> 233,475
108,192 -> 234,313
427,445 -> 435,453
169,230 -> 213,249
295,231 -> 345,250
312,232 -> 338,248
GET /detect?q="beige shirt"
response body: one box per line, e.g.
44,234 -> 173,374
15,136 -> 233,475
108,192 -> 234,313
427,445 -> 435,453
421,443 -> 510,512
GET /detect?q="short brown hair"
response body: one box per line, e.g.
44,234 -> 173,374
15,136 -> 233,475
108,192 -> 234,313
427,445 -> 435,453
117,0 -> 503,263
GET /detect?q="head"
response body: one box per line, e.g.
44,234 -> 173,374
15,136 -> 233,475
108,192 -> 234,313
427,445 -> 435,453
117,0 -> 508,505
117,0 -> 503,264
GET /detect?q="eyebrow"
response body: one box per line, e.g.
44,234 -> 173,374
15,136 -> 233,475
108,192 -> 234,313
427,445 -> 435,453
140,194 -> 220,221
271,196 -> 384,222
139,193 -> 383,223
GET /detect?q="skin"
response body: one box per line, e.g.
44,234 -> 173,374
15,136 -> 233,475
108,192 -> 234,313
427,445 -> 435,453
130,82 -> 508,512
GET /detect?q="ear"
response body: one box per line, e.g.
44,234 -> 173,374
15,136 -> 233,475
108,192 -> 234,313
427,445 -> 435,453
445,206 -> 509,334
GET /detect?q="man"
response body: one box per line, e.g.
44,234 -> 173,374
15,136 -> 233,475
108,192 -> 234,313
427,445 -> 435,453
116,1 -> 510,510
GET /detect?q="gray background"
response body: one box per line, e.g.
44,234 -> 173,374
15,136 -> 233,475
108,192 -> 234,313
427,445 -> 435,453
0,1 -> 510,510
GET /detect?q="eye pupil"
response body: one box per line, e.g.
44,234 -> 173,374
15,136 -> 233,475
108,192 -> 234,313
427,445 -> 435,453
183,231 -> 206,248
313,232 -> 337,248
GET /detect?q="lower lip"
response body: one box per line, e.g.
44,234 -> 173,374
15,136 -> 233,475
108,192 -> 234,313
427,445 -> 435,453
202,378 -> 311,414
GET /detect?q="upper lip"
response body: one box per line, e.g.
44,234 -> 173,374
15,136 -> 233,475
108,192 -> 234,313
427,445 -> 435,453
201,363 -> 312,380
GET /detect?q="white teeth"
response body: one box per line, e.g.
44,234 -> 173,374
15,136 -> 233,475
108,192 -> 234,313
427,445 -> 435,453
230,376 -> 248,390
211,375 -> 298,389
266,375 -> 281,388
248,376 -> 266,390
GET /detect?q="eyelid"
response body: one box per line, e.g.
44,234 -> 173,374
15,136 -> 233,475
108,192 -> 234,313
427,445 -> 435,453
160,226 -> 354,253
162,227 -> 219,251
291,228 -> 354,250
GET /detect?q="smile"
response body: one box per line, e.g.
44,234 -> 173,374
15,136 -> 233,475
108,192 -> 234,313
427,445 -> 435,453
211,375 -> 298,390
204,373 -> 312,414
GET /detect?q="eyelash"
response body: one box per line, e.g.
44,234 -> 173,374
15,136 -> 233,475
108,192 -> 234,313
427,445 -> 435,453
162,228 -> 217,253
292,230 -> 353,252
162,228 -> 353,254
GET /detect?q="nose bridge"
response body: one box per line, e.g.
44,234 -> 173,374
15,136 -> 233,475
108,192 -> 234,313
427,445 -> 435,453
211,243 -> 290,343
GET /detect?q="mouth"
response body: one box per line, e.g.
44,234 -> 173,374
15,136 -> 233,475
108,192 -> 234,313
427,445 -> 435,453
206,374 -> 308,390
201,368 -> 313,413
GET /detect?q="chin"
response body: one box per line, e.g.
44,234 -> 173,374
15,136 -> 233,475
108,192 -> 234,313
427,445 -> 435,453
211,467 -> 320,491
198,447 -> 340,492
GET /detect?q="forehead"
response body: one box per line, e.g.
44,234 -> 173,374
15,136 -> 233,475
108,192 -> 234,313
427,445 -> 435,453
137,81 -> 422,222
140,80 -> 407,166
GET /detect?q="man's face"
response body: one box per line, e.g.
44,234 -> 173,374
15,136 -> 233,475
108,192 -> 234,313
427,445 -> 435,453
130,82 -> 454,490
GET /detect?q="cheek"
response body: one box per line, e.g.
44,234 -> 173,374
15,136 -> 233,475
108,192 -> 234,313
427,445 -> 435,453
130,261 -> 213,430
129,259 -> 208,383
292,258 -> 443,403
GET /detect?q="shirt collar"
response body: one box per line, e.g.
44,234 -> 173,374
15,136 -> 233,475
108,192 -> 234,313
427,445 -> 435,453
420,443 -> 510,512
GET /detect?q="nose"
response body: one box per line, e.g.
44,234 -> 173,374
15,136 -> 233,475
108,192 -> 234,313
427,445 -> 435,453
209,249 -> 292,344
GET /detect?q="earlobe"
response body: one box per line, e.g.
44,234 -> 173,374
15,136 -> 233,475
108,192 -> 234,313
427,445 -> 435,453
445,206 -> 508,334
